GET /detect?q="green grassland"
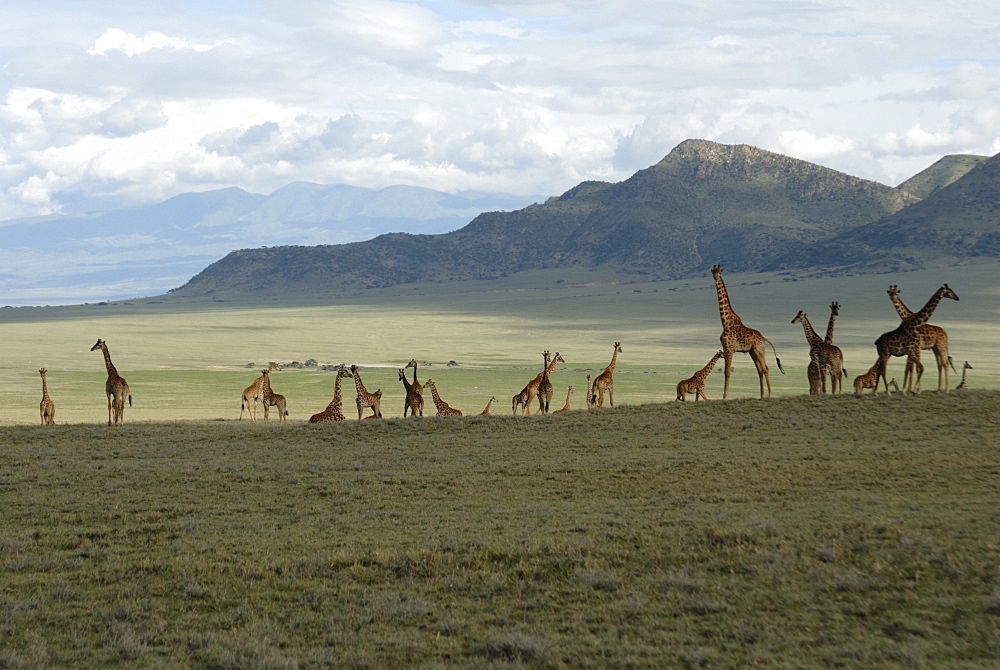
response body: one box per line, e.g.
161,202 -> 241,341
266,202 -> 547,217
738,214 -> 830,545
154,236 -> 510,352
2,392 -> 998,667
1,264 -> 997,424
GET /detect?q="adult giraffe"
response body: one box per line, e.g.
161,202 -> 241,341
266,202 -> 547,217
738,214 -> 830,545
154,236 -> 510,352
90,339 -> 131,425
710,265 -> 783,399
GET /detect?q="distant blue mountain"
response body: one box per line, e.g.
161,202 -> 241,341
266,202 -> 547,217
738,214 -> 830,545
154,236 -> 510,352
0,184 -> 541,306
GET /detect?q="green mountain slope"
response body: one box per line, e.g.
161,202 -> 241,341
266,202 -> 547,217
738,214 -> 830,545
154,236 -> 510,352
806,151 -> 1000,270
174,140 -> 921,296
897,154 -> 989,199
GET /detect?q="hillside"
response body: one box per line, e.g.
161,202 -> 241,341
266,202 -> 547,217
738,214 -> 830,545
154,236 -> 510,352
173,140 -> 921,295
0,184 -> 538,306
897,153 -> 989,199
778,151 -> 1000,271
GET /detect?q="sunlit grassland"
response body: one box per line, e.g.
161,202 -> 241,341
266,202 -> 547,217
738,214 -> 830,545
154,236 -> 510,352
1,264 -> 997,425
1,391 -> 998,667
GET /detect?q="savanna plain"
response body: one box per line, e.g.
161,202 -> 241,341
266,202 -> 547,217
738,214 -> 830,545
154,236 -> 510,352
1,265 -> 999,667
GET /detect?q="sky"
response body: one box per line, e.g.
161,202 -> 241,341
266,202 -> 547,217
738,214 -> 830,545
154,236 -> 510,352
1,0 -> 999,220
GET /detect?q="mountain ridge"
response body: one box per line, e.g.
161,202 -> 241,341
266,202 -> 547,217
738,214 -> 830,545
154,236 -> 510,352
175,139 -> 954,296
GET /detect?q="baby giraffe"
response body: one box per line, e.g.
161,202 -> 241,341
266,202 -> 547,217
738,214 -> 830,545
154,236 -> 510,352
425,379 -> 462,416
676,350 -> 724,401
39,368 -> 55,425
853,361 -> 900,396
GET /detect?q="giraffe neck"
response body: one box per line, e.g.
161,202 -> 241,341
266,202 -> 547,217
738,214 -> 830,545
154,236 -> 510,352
797,314 -> 823,346
824,310 -> 837,345
429,383 -> 445,410
714,275 -> 741,327
333,374 -> 343,405
41,373 -> 50,399
411,363 -> 419,386
605,349 -> 618,374
353,371 -> 368,396
261,372 -> 272,398
400,372 -> 413,393
889,292 -> 914,320
100,344 -> 118,377
699,355 -> 722,379
908,287 -> 949,328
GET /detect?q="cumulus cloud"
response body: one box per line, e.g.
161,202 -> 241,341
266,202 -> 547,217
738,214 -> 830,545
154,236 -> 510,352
0,0 -> 997,219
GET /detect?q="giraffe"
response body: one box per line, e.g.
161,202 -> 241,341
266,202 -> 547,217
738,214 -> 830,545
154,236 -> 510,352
403,359 -> 425,415
425,379 -> 462,416
955,361 -> 972,390
711,265 -> 784,399
398,368 -> 423,417
676,350 -> 724,401
874,284 -> 959,394
853,361 -> 900,395
39,368 -> 55,425
241,363 -> 282,421
586,374 -> 596,408
90,339 -> 131,426
591,341 -> 622,407
886,285 -> 957,392
480,396 -> 496,415
351,365 -> 382,419
259,367 -> 288,422
791,311 -> 845,393
309,367 -> 354,423
553,386 -> 573,413
536,350 -> 564,413
806,359 -> 832,395
512,351 -> 564,415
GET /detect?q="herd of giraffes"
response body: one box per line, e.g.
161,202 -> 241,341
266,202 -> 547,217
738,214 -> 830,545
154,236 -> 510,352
29,268 -> 975,425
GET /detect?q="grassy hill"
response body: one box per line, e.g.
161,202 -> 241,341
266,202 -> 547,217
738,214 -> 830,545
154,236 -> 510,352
171,140 -> 921,296
782,152 -> 1000,272
897,153 -> 989,199
2,391 -> 998,666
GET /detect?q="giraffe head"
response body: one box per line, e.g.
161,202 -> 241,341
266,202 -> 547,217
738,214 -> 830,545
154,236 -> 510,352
887,285 -> 900,298
711,264 -> 723,280
829,301 -> 840,316
552,352 -> 565,364
940,284 -> 959,302
791,310 -> 807,325
613,342 -> 622,354
39,367 -> 47,376
404,359 -> 418,370
398,368 -> 407,382
90,338 -> 105,352
338,366 -> 354,379
713,349 -> 724,362
267,362 -> 282,372
963,361 -> 973,370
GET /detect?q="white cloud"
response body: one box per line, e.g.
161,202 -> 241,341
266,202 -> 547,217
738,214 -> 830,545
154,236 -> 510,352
0,0 -> 997,220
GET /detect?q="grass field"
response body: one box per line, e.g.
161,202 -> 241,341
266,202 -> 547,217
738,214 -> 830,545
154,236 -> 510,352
1,264 -> 997,425
2,391 -> 998,667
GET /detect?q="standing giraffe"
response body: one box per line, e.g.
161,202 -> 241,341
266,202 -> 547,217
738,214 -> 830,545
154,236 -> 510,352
90,339 -> 131,426
590,342 -> 622,407
955,361 -> 972,390
585,375 -> 596,408
710,265 -> 784,399
874,285 -> 959,394
259,367 -> 288,422
806,359 -> 830,395
350,365 -> 382,419
398,368 -> 423,417
886,285 -> 957,392
536,350 -> 565,414
241,363 -> 282,421
309,367 -> 354,423
480,396 -> 496,415
676,350 -> 724,401
512,352 -> 564,415
403,359 -> 425,415
553,386 -> 573,413
39,368 -> 55,425
791,311 -> 845,393
425,379 -> 462,416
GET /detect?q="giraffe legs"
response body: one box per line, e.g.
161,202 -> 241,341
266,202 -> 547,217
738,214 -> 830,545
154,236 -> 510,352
722,350 -> 735,400
749,344 -> 771,398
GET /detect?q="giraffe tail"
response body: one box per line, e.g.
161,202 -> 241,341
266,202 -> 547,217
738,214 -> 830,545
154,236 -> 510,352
128,395 -> 133,407
948,356 -> 957,373
766,339 -> 784,374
